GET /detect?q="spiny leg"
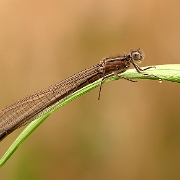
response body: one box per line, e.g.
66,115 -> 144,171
119,75 -> 137,82
98,78 -> 104,100
140,67 -> 161,81
98,66 -> 131,100
98,72 -> 118,100
132,62 -> 162,81
98,73 -> 113,100
98,71 -> 136,100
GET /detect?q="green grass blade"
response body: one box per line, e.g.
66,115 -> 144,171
0,64 -> 180,167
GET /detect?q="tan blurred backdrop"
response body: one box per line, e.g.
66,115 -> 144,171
1,0 -> 180,180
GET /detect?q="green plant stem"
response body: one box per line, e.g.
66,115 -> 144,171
0,64 -> 180,167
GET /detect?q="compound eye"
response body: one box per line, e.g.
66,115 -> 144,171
131,50 -> 144,61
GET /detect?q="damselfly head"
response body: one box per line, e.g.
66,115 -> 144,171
130,49 -> 144,62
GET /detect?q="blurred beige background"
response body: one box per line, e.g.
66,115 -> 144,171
1,0 -> 180,180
